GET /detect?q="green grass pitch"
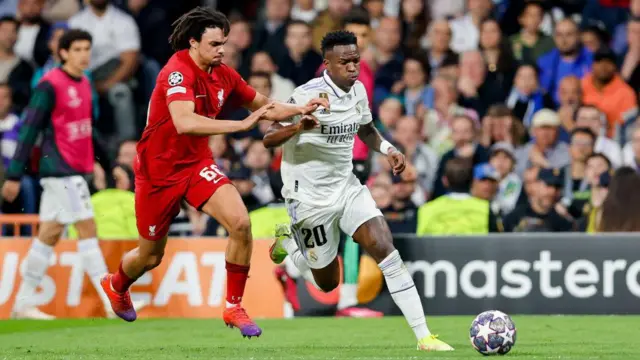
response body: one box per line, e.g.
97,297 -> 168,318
0,316 -> 637,359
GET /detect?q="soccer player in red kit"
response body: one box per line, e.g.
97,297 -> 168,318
100,7 -> 328,338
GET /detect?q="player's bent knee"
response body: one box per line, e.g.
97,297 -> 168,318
227,214 -> 252,241
317,277 -> 340,293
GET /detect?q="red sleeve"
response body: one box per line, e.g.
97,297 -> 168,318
227,65 -> 256,105
159,62 -> 196,105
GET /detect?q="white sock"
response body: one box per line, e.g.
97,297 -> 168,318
379,250 -> 430,340
77,238 -> 110,310
337,283 -> 358,310
13,238 -> 53,312
282,236 -> 319,289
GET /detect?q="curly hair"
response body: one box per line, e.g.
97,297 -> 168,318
169,7 -> 230,51
320,30 -> 357,56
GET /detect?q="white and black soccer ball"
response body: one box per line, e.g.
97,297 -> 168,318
469,310 -> 516,355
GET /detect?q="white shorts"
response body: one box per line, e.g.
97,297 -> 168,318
286,183 -> 382,269
39,176 -> 94,224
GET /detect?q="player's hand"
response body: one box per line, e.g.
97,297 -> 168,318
2,180 -> 21,203
387,148 -> 406,175
301,98 -> 330,115
243,102 -> 275,129
297,115 -> 319,131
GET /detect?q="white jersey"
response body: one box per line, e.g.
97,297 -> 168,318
281,71 -> 373,207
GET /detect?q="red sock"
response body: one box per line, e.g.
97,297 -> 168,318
111,263 -> 135,293
226,261 -> 250,306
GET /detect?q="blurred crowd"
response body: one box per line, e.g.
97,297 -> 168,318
0,0 -> 639,236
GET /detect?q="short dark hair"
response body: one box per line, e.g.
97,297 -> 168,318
248,71 -> 272,88
58,29 -> 92,63
586,152 -> 612,170
521,0 -> 546,16
169,7 -> 230,51
444,157 -> 473,192
404,52 -> 431,79
0,15 -> 19,29
320,30 -> 357,56
517,62 -> 540,77
343,8 -> 371,27
288,19 -> 312,30
571,126 -> 596,143
486,104 -> 513,118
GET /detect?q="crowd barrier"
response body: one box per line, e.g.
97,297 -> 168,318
1,219 -> 640,318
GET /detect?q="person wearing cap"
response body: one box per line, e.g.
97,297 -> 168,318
489,142 -> 523,215
502,167 -> 575,232
514,108 -> 570,177
417,157 -> 499,235
470,163 -> 500,201
581,47 -> 638,139
382,166 -> 419,234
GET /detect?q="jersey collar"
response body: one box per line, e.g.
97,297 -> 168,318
322,70 -> 351,98
176,50 -> 216,79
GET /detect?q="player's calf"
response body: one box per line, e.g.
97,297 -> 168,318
310,258 -> 340,293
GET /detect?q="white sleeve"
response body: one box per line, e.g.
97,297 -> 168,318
280,88 -> 309,126
357,83 -> 373,125
114,13 -> 141,52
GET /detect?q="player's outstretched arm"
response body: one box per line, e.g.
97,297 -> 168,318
247,92 -> 329,122
263,115 -> 319,148
169,100 -> 274,135
357,121 -> 406,175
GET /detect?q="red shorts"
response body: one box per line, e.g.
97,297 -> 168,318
134,158 -> 231,241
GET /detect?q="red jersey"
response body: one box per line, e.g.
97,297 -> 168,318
137,50 -> 256,185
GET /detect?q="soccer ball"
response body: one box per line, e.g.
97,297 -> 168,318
469,310 -> 516,355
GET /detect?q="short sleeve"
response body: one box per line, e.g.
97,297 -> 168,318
228,66 -> 257,105
160,66 -> 195,105
114,13 -> 141,52
280,88 -> 310,126
357,83 -> 373,125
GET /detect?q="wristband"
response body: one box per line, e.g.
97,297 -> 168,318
380,141 -> 394,155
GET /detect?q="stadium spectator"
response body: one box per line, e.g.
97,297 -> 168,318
389,116 -> 438,203
506,64 -> 550,128
560,127 -> 596,205
399,0 -> 429,51
372,17 -> 403,108
69,0 -> 140,142
470,162 -> 500,201
480,105 -> 526,149
209,134 -> 238,173
362,0 -> 384,29
489,142 -> 523,215
503,167 -> 575,232
222,43 -> 241,70
449,0 -> 494,53
514,109 -> 571,177
611,0 -> 640,55
244,140 -> 279,205
370,175 -> 392,210
250,51 -> 295,102
429,0 -> 465,21
290,0 -> 318,23
479,18 -> 517,97
510,1 -> 555,64
15,0 -> 51,67
252,0 -> 291,65
311,0 -> 353,53
620,16 -> 640,103
343,9 -> 374,102
41,0 -> 79,23
116,139 -> 136,169
393,54 -> 431,117
278,20 -> 322,87
622,124 -> 640,169
377,97 -> 403,131
0,83 -> 19,171
457,50 -> 506,118
598,166 -> 640,232
126,0 -> 172,66
382,167 -> 419,234
227,17 -> 254,78
538,19 -> 593,107
417,157 -> 497,234
573,105 -> 623,168
423,73 -> 477,155
424,20 -> 457,78
556,75 -> 582,139
581,24 -> 609,54
432,114 -> 489,199
581,47 -> 638,139
0,16 -> 33,113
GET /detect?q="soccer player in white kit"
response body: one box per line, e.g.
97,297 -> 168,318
263,30 -> 454,351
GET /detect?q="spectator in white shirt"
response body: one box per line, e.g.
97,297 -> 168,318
574,105 -> 623,168
489,142 -> 522,215
291,0 -> 318,23
623,121 -> 640,170
250,51 -> 295,102
69,0 -> 140,142
15,0 -> 51,67
449,0 -> 494,53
